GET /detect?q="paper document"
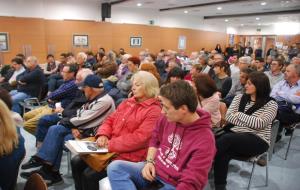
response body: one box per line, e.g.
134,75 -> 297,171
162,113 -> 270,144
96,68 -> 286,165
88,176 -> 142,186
65,140 -> 108,154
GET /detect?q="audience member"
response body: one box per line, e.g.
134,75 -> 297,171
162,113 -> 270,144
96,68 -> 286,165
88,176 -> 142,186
0,93 -> 25,190
140,62 -> 161,84
213,61 -> 232,98
254,57 -> 266,72
165,67 -> 185,84
214,72 -> 278,190
10,56 -> 45,114
215,44 -> 222,54
107,80 -> 216,190
0,58 -> 25,91
271,63 -> 300,140
20,74 -> 115,186
229,55 -> 239,75
71,71 -> 161,190
43,54 -> 57,76
193,73 -> 221,127
23,64 -> 78,135
264,58 -> 284,88
244,42 -> 253,56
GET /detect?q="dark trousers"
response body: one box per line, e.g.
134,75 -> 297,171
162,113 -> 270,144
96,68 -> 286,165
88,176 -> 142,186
71,155 -> 107,190
214,132 -> 269,186
276,109 -> 300,134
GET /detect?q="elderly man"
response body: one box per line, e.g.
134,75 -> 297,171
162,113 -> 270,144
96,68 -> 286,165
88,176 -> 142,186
21,74 -> 115,186
76,52 -> 89,69
23,64 -> 79,135
10,56 -> 45,114
271,63 -> 300,140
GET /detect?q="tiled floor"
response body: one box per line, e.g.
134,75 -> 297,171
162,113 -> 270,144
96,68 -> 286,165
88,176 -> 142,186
16,128 -> 300,190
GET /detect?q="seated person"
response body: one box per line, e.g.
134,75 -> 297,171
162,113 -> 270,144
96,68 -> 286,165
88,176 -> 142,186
20,74 -> 116,186
264,57 -> 284,89
213,61 -> 232,98
107,80 -> 216,190
184,64 -> 202,81
0,95 -> 25,190
192,73 -> 221,128
71,71 -> 161,190
165,67 -> 185,84
254,57 -> 267,72
214,72 -> 278,190
95,59 -> 118,92
0,58 -> 25,91
23,64 -> 78,135
47,53 -> 67,95
140,62 -> 161,85
43,54 -> 57,76
9,56 -> 45,114
270,63 -> 300,140
224,68 -> 253,107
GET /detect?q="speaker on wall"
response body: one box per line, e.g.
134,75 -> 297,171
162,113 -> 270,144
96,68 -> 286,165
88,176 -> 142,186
101,3 -> 111,21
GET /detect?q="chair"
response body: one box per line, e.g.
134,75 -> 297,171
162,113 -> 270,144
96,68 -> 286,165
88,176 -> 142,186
232,120 -> 279,190
284,122 -> 300,160
19,97 -> 47,114
24,173 -> 48,190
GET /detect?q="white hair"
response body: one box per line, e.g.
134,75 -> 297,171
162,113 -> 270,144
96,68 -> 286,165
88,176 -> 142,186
77,52 -> 87,61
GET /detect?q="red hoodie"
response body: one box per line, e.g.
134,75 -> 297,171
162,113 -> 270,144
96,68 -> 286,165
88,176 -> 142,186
149,109 -> 216,190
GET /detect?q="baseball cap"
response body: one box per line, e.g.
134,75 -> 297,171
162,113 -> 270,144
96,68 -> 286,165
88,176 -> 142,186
78,74 -> 104,89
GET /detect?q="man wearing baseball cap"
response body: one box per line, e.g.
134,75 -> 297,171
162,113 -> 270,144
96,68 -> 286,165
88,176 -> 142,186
21,74 -> 116,186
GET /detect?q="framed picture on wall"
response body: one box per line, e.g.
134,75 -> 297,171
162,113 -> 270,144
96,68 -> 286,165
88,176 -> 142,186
73,34 -> 89,47
0,33 -> 9,52
130,37 -> 142,47
178,35 -> 186,50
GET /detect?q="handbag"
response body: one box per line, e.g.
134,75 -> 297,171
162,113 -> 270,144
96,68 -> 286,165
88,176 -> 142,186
79,137 -> 117,172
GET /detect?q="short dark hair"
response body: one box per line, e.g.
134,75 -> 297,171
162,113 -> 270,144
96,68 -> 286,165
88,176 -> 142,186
47,54 -> 54,59
0,89 -> 12,110
64,64 -> 78,75
255,57 -> 264,62
214,61 -> 230,76
240,67 -> 254,75
86,51 -> 94,56
60,53 -> 67,58
166,67 -> 185,83
16,53 -> 25,60
159,80 -> 198,112
11,57 -> 24,65
192,73 -> 217,98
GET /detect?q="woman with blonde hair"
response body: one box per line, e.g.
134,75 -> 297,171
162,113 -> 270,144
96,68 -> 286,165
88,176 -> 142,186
71,71 -> 161,190
0,98 -> 25,190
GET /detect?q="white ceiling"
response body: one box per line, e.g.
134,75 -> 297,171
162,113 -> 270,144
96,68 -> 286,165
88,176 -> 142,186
111,0 -> 300,27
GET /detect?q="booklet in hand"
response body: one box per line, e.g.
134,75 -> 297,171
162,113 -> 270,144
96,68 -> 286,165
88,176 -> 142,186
65,140 -> 108,154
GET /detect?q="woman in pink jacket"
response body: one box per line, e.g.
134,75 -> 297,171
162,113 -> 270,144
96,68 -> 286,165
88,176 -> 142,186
71,71 -> 161,190
192,73 -> 221,128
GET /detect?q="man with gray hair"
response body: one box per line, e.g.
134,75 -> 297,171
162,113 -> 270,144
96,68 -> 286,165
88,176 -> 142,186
9,56 -> 45,114
271,63 -> 300,140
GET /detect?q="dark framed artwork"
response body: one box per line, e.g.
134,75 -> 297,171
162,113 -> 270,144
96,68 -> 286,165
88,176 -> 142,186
130,37 -> 142,47
0,33 -> 9,52
73,34 -> 89,47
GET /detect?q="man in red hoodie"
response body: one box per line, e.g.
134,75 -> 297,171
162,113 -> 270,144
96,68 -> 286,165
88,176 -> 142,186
107,80 -> 216,190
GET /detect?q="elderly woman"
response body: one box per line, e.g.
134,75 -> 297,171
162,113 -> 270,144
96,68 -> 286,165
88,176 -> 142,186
71,71 -> 161,190
192,73 -> 221,128
214,72 -> 278,190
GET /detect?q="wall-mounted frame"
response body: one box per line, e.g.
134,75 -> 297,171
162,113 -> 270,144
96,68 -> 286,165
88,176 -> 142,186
73,34 -> 89,47
178,35 -> 186,50
0,33 -> 9,52
130,37 -> 142,47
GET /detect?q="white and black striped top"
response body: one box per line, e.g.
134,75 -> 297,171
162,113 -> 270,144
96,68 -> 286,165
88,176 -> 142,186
226,94 -> 278,145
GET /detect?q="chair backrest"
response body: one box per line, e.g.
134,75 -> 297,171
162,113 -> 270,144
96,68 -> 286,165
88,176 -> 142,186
24,98 -> 41,107
24,173 -> 48,190
219,102 -> 227,127
268,119 -> 280,160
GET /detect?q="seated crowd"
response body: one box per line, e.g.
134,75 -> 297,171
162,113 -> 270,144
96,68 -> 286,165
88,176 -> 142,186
0,43 -> 299,190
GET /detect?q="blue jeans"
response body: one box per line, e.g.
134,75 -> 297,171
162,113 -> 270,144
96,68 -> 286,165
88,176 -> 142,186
107,160 -> 176,190
9,90 -> 31,114
35,113 -> 61,142
36,124 -> 73,170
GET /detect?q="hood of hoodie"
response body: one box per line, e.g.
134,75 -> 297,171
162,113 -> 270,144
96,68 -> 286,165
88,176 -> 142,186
151,108 -> 215,187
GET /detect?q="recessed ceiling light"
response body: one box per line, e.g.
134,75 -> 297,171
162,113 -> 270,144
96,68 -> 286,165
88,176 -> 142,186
261,2 -> 267,6
258,23 -> 261,26
241,24 -> 244,26
217,7 -> 222,10
137,3 -> 142,7
225,19 -> 229,22
256,17 -> 260,20
184,10 -> 188,14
